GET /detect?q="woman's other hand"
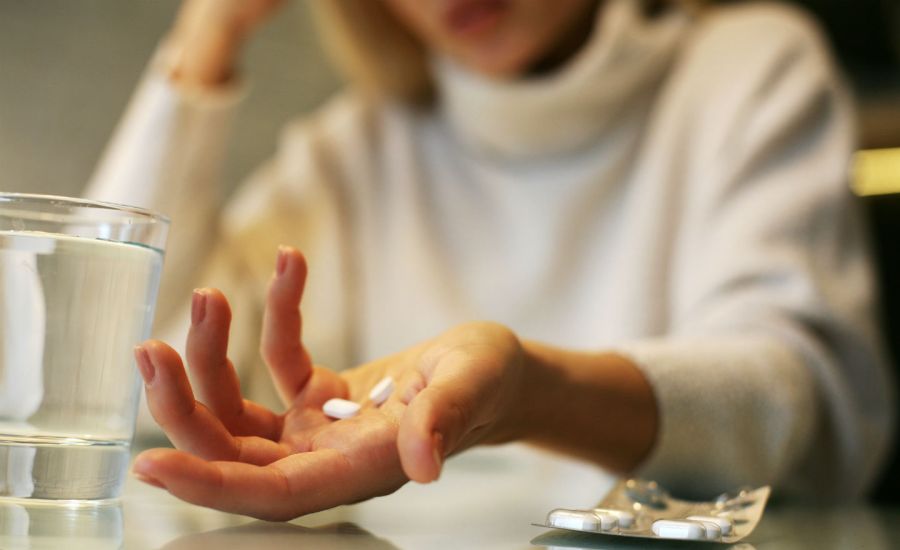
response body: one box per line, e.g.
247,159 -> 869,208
165,0 -> 285,87
130,246 -> 527,520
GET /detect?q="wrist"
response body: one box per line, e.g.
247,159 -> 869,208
514,341 -> 560,441
495,339 -> 553,443
514,341 -> 659,473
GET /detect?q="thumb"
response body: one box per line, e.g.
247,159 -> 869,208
396,355 -> 501,483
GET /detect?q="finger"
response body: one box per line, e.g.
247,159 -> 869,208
396,352 -> 498,484
136,340 -> 238,461
186,288 -> 241,417
261,246 -> 314,405
133,447 -> 290,519
340,355 -> 407,404
187,288 -> 282,439
291,366 -> 350,410
233,436 -> 291,466
132,446 -> 355,521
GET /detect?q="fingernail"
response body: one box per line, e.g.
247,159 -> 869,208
432,433 -> 444,481
191,289 -> 207,325
277,246 -> 289,276
133,471 -> 164,489
134,345 -> 155,384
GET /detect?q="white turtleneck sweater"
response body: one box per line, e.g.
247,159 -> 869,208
87,0 -> 894,507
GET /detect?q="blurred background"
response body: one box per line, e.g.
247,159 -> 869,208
0,0 -> 340,198
1,0 -> 899,499
0,0 -> 897,199
1,0 -> 899,403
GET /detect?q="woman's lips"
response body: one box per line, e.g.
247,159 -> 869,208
443,0 -> 510,37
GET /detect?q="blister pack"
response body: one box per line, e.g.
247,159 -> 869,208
536,479 -> 770,543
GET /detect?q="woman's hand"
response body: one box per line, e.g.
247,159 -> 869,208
165,0 -> 285,87
131,246 -> 527,520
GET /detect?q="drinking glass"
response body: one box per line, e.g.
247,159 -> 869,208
0,193 -> 167,501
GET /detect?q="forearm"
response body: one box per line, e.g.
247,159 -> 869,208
514,341 -> 658,474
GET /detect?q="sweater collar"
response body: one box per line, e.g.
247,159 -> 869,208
433,0 -> 689,159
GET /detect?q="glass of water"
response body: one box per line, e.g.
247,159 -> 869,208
0,193 -> 167,502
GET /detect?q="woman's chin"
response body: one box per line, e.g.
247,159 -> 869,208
449,44 -> 538,79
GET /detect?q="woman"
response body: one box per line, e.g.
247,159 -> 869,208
88,0 -> 893,520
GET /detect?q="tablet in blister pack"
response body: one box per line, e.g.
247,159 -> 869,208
537,479 -> 770,544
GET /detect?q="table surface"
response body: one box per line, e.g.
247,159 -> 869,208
2,445 -> 899,550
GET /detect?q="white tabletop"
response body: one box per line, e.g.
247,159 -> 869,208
2,444 -> 898,549
1,444 -> 614,550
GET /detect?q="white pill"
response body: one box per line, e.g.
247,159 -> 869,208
594,508 -> 635,528
694,520 -> 722,540
368,376 -> 395,405
322,398 -> 360,419
547,509 -> 617,532
651,519 -> 706,540
593,512 -> 618,531
687,515 -> 733,536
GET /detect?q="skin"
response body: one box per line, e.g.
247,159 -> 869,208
381,0 -> 601,77
164,0 -> 600,84
134,248 -> 657,520
139,0 -> 659,520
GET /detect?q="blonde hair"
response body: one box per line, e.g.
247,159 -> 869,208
311,1 -> 432,104
311,0 -> 704,105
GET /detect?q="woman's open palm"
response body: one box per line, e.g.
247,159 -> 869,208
132,247 -> 524,520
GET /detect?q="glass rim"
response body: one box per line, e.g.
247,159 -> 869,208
0,192 -> 170,225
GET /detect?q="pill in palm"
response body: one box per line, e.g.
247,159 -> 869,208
323,398 -> 360,419
368,376 -> 395,405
